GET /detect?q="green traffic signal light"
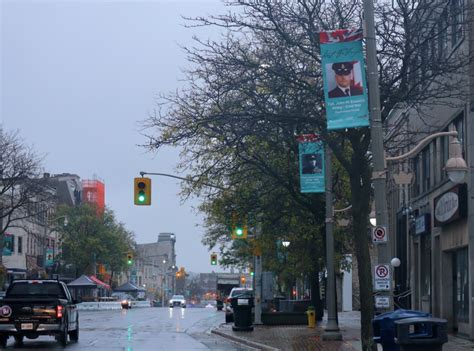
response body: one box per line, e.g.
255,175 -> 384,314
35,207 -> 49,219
250,271 -> 254,277
235,227 -> 243,236
138,191 -> 146,203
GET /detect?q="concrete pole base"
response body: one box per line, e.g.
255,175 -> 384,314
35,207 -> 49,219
322,330 -> 343,341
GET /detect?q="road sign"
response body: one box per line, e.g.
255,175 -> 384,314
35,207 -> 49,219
372,226 -> 388,243
374,264 -> 391,291
375,296 -> 390,308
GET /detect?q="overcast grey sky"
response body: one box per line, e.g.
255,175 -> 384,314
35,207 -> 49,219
1,0 -> 227,273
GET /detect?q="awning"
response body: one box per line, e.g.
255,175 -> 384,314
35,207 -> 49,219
89,275 -> 111,290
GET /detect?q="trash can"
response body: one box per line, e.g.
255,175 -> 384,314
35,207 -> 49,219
395,317 -> 448,351
306,307 -> 316,328
231,297 -> 254,331
373,309 -> 431,351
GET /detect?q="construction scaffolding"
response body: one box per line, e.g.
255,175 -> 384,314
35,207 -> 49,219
82,179 -> 105,216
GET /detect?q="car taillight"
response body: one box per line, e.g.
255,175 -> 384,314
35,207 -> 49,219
56,305 -> 63,318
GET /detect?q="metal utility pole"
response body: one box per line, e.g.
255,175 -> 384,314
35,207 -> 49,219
322,148 -> 342,340
363,0 -> 392,307
254,233 -> 262,324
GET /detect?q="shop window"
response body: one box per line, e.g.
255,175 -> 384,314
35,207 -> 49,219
454,247 -> 469,323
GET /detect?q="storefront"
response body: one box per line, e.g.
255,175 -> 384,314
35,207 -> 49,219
433,184 -> 469,334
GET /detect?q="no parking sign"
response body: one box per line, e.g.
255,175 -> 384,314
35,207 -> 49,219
374,264 -> 391,291
372,226 -> 387,243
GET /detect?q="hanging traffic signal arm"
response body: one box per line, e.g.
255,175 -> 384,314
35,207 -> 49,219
134,177 -> 151,205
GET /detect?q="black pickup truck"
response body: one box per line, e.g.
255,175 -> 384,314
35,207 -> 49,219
0,279 -> 79,347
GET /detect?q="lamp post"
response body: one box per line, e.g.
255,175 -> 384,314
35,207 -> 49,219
161,259 -> 167,307
322,147 -> 342,340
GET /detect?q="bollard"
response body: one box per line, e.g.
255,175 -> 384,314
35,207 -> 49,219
306,306 -> 316,328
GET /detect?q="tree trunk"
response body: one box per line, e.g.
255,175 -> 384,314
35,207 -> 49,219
349,160 -> 376,351
310,271 -> 324,321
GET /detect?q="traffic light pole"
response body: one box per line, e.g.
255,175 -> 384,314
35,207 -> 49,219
139,171 -> 226,191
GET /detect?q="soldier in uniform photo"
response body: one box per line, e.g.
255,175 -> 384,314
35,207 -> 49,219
328,62 -> 363,98
302,153 -> 322,174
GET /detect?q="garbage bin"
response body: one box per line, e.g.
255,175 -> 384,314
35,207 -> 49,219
373,309 -> 431,351
306,307 -> 316,328
231,297 -> 254,331
395,317 -> 448,351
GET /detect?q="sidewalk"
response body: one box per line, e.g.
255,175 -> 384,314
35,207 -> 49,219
212,311 -> 474,351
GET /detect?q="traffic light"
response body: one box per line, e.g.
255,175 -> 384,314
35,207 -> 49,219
127,253 -> 133,265
134,177 -> 151,205
176,271 -> 181,279
210,253 -> 217,266
231,213 -> 248,239
240,275 -> 246,285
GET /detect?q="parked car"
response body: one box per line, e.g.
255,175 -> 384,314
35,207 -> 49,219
169,295 -> 186,308
224,288 -> 253,323
0,279 -> 80,347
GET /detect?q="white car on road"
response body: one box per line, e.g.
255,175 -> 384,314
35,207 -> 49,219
169,295 -> 186,308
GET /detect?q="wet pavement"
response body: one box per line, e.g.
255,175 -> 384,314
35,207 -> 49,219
212,311 -> 474,351
1,306 -> 251,350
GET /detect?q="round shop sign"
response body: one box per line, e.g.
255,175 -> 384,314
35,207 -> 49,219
435,192 -> 458,223
0,305 -> 12,318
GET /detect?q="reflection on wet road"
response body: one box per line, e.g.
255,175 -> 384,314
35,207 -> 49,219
2,306 -> 250,350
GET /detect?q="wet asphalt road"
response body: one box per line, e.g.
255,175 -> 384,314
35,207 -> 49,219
2,306 -> 250,350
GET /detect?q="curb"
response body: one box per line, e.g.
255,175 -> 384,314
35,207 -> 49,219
211,328 -> 280,351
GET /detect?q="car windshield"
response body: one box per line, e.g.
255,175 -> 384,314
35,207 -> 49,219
230,289 -> 253,298
172,295 -> 184,300
8,282 -> 65,298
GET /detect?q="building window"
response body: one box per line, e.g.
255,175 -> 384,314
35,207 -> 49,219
440,133 -> 449,180
412,156 -> 420,197
18,237 -> 22,254
453,113 -> 465,157
422,147 -> 430,192
438,9 -> 448,58
451,0 -> 464,46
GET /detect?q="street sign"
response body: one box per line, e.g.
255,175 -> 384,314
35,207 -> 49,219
372,226 -> 388,243
375,296 -> 390,308
374,264 -> 391,291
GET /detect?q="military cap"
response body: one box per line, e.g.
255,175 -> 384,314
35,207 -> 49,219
332,62 -> 354,75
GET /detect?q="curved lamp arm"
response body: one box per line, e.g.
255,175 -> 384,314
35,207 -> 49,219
386,131 -> 458,162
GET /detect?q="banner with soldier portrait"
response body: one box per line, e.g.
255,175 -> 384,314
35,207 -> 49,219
320,29 -> 369,130
297,134 -> 325,193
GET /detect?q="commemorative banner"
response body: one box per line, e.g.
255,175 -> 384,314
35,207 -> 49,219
297,134 -> 325,193
320,29 -> 369,130
3,234 -> 13,256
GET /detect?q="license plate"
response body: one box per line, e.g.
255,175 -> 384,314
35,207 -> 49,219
21,323 -> 33,330
237,299 -> 249,305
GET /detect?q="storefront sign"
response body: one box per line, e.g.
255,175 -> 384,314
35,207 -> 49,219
414,214 -> 431,235
434,184 -> 467,227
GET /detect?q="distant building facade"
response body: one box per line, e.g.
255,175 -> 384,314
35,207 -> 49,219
135,233 -> 177,300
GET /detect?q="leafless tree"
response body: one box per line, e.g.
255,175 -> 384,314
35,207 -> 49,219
0,129 -> 54,268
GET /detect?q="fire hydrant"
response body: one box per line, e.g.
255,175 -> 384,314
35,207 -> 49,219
306,307 -> 316,328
